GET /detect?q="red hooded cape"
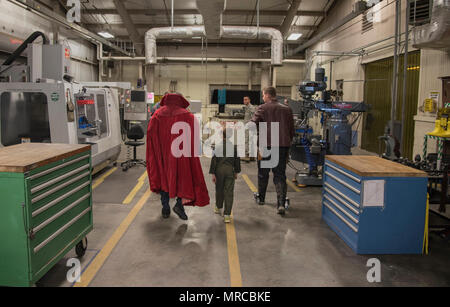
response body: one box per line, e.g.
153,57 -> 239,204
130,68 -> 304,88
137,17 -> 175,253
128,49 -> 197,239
146,94 -> 210,207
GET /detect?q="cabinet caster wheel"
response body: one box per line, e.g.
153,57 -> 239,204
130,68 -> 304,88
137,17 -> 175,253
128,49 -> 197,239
75,237 -> 88,258
113,162 -> 117,167
122,166 -> 128,172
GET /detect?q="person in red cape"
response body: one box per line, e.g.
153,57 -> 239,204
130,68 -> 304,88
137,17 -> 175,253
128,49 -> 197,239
146,93 -> 210,220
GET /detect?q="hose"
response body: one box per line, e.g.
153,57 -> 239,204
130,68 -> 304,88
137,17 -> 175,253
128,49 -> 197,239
3,31 -> 49,66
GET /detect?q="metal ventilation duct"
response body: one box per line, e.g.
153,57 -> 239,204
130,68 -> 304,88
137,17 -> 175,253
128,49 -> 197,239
145,26 -> 206,65
144,26 -> 284,66
412,0 -> 450,49
196,0 -> 225,39
221,26 -> 283,66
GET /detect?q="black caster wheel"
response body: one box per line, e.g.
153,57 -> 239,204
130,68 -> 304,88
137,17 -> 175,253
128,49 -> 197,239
113,162 -> 118,167
75,237 -> 88,258
122,166 -> 128,172
253,192 -> 259,203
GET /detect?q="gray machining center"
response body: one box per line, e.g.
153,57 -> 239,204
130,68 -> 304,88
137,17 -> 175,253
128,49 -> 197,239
0,32 -> 123,173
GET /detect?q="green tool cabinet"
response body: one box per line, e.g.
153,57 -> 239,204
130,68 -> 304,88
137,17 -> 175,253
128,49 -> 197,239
0,143 -> 93,287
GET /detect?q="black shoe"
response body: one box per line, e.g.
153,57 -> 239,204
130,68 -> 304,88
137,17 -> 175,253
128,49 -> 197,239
173,204 -> 188,221
162,208 -> 170,219
277,205 -> 286,215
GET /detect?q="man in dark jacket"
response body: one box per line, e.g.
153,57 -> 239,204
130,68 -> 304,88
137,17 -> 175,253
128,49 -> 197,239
251,87 -> 295,215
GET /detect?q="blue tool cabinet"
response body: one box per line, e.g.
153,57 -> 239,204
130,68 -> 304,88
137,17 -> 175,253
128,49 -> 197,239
322,155 -> 428,254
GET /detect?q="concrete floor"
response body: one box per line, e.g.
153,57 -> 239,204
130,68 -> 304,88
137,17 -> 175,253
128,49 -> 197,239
37,143 -> 450,287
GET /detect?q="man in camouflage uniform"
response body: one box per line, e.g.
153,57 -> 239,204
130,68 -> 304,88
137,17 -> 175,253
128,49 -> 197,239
243,96 -> 256,162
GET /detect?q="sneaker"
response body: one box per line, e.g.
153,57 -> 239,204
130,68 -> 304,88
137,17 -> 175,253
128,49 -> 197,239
214,206 -> 222,215
173,204 -> 188,221
224,215 -> 232,223
277,206 -> 285,215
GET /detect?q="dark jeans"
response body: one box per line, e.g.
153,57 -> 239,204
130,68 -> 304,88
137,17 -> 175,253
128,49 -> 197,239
257,147 -> 289,205
160,191 -> 184,212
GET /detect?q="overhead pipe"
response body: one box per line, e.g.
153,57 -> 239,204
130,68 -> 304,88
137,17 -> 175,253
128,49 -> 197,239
145,26 -> 284,66
401,0 -> 410,152
221,26 -> 283,66
104,55 -> 305,64
390,0 -> 401,139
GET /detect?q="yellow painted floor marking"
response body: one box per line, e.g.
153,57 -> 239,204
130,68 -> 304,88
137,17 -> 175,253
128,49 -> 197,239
241,174 -> 257,193
286,179 -> 301,192
122,171 -> 148,204
92,167 -> 117,190
226,218 -> 243,287
74,189 -> 151,287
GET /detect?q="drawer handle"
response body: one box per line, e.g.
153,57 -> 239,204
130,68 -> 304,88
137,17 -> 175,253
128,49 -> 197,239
27,154 -> 90,180
325,162 -> 361,183
323,201 -> 358,233
325,171 -> 361,195
33,207 -> 91,254
31,171 -> 90,204
32,181 -> 90,217
324,182 -> 360,208
324,194 -> 359,224
31,164 -> 90,194
324,187 -> 360,215
33,193 -> 90,233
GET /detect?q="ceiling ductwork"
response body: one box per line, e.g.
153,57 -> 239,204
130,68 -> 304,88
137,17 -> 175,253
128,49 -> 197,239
145,26 -> 206,65
412,0 -> 450,49
196,0 -> 225,39
221,26 -> 283,66
145,26 -> 284,66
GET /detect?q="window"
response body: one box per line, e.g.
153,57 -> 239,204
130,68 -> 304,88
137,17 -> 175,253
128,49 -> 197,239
409,0 -> 432,26
1,92 -> 51,146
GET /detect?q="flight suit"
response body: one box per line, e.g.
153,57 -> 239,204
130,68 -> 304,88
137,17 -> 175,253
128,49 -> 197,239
243,104 -> 257,159
209,140 -> 241,216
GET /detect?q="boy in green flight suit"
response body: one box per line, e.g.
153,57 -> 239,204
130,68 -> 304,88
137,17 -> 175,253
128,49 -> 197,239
209,128 -> 241,223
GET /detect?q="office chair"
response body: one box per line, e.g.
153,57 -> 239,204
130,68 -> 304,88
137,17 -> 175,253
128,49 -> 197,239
121,124 -> 146,171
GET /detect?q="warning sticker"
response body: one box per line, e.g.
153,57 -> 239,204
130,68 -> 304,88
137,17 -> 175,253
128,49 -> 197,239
51,92 -> 59,102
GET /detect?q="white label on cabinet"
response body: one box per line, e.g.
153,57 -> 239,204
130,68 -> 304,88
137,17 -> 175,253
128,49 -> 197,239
362,180 -> 385,207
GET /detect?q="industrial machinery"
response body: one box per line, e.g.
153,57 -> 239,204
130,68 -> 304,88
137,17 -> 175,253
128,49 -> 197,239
0,32 -> 123,173
289,68 -> 368,186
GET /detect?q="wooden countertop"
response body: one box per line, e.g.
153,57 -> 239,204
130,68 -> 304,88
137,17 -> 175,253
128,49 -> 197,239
326,155 -> 427,178
0,143 -> 91,173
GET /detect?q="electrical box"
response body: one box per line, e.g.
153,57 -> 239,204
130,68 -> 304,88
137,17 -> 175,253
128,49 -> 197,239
42,45 -> 72,81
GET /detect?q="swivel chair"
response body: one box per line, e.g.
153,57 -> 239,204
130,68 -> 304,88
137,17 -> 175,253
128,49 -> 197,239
121,124 -> 146,171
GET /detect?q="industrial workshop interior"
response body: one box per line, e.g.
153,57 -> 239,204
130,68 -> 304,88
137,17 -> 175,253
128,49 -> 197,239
0,0 -> 449,292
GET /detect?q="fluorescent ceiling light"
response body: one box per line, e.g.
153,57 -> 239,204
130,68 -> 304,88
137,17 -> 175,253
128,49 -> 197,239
287,33 -> 303,41
98,32 -> 114,39
191,36 -> 202,39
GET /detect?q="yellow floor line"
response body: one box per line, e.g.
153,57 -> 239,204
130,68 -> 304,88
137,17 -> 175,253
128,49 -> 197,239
122,171 -> 148,205
226,219 -> 243,287
286,179 -> 301,192
241,174 -> 257,193
74,189 -> 151,287
92,167 -> 117,190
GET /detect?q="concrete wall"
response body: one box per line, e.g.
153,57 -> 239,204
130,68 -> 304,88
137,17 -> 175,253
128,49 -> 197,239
413,49 -> 450,158
103,59 -> 304,122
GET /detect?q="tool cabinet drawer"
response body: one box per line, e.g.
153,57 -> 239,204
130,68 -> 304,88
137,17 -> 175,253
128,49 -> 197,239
323,167 -> 361,207
26,152 -> 91,190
